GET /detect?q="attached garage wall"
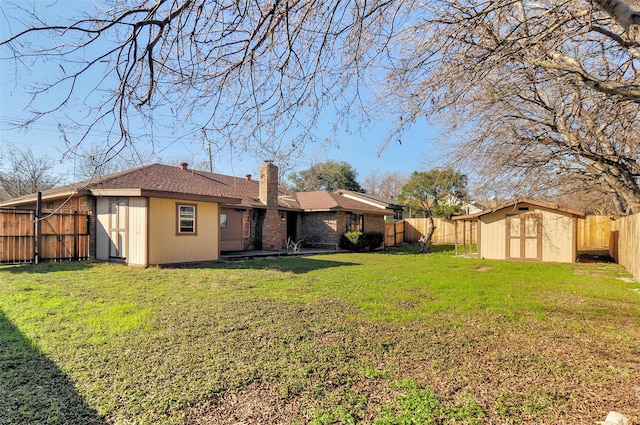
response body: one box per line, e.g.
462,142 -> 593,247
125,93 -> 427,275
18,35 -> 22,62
148,197 -> 219,265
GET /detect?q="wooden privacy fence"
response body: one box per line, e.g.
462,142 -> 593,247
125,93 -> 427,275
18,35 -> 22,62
386,216 -> 614,250
577,215 -> 612,250
610,213 -> 640,282
386,218 -> 475,246
0,208 -> 90,264
384,220 -> 404,247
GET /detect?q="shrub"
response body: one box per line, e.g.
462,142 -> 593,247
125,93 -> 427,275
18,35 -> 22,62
340,231 -> 363,251
363,231 -> 384,251
340,231 -> 384,251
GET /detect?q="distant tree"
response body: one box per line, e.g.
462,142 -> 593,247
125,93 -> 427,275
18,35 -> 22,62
289,161 -> 364,192
399,169 -> 468,253
362,170 -> 407,200
74,144 -> 151,180
0,146 -> 65,199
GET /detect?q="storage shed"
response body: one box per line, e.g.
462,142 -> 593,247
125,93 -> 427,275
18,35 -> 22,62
453,199 -> 586,263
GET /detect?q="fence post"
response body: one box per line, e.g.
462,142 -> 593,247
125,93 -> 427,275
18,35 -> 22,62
35,192 -> 42,264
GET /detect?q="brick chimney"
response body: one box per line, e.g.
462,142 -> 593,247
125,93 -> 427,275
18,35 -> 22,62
258,160 -> 285,250
259,160 -> 278,206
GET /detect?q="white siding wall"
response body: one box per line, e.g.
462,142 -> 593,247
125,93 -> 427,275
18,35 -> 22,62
127,197 -> 148,266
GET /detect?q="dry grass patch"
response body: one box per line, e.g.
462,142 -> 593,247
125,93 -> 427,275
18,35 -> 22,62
1,249 -> 639,424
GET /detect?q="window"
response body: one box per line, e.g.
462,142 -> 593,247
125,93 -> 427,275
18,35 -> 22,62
220,213 -> 227,228
346,213 -> 364,232
177,204 -> 196,234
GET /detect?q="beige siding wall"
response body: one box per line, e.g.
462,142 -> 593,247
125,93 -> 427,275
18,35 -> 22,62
148,197 -> 219,265
480,203 -> 577,263
540,213 -> 575,262
127,198 -> 148,266
479,212 -> 506,260
96,198 -> 110,261
220,208 -> 244,251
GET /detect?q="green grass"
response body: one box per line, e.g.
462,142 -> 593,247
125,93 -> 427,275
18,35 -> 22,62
1,245 -> 639,424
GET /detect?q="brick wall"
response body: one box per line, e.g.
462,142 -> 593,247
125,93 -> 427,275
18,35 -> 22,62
262,208 -> 286,250
259,160 -> 279,207
364,213 -> 385,234
300,212 -> 339,245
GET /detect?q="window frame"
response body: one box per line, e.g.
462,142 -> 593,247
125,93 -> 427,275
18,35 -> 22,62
177,203 -> 197,235
346,212 -> 364,233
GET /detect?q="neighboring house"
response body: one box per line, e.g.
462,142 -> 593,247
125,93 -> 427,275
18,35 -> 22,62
334,190 -> 404,221
452,198 -> 586,263
296,191 -> 389,248
1,161 -> 391,265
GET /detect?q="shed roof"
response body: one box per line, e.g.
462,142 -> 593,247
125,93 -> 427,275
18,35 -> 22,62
451,198 -> 586,220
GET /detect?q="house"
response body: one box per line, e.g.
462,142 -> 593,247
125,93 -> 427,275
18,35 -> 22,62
452,198 -> 586,263
296,191 -> 389,248
213,161 -> 390,252
334,189 -> 404,221
1,161 -> 391,265
0,163 -> 242,265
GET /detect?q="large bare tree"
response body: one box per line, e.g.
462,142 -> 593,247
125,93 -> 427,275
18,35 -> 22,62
381,0 -> 640,214
2,0 -> 639,212
1,0 -> 399,169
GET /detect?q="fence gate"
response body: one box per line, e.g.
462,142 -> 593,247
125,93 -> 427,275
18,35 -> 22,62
0,208 -> 90,264
384,220 -> 405,247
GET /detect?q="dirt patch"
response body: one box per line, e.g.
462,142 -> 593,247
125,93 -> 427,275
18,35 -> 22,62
473,265 -> 493,272
183,384 -> 301,425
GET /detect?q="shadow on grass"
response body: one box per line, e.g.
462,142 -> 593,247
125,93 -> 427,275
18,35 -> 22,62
0,310 -> 105,425
180,256 -> 361,274
383,243 -> 457,255
0,260 -> 95,274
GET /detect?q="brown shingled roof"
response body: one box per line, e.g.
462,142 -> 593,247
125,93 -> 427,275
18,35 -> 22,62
1,163 -> 387,215
0,163 -> 300,209
295,191 -> 390,215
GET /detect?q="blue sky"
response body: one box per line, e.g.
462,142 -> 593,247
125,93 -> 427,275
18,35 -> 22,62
0,1 -> 445,184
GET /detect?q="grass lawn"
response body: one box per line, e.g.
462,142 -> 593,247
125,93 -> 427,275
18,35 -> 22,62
1,245 -> 639,424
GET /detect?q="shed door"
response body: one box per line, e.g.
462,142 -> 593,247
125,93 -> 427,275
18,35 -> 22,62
506,214 -> 542,261
109,199 -> 128,259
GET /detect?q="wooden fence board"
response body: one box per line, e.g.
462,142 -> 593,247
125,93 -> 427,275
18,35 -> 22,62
386,215 -> 613,252
0,208 -> 90,263
611,213 -> 640,282
577,215 -> 612,249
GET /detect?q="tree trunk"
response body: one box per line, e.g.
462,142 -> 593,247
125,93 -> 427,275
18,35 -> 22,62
418,215 -> 436,253
592,0 -> 640,31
